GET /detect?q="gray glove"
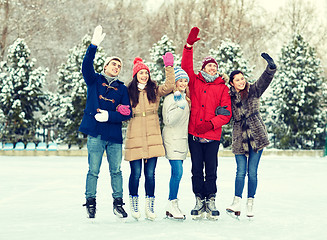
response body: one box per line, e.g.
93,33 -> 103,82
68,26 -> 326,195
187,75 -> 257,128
91,25 -> 106,46
215,106 -> 230,116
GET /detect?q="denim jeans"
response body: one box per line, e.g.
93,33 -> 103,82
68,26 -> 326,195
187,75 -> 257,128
168,160 -> 183,200
188,134 -> 220,199
234,146 -> 263,198
85,135 -> 123,200
129,157 -> 157,197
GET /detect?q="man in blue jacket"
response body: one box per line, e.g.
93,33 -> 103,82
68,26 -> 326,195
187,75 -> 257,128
80,25 -> 132,219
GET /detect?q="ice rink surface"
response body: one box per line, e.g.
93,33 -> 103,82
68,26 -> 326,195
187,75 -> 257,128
1,154 -> 326,240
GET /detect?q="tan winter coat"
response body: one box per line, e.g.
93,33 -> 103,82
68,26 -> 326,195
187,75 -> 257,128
124,66 -> 175,161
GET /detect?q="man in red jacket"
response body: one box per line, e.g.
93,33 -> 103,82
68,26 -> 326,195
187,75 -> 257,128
181,27 -> 232,220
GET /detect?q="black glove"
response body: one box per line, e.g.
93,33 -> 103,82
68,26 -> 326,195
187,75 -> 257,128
215,106 -> 230,116
261,52 -> 276,69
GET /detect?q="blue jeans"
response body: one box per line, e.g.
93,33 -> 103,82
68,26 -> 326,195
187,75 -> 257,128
129,157 -> 157,197
85,135 -> 123,200
234,146 -> 263,198
168,160 -> 183,200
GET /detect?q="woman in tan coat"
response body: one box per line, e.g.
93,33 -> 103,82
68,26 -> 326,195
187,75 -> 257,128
125,53 -> 175,221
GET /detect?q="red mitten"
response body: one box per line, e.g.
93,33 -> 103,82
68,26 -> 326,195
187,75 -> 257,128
116,104 -> 131,116
197,121 -> 213,134
187,27 -> 200,45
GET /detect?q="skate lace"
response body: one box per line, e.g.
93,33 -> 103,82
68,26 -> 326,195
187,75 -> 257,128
207,199 -> 217,211
195,198 -> 204,210
148,197 -> 155,213
130,196 -> 139,212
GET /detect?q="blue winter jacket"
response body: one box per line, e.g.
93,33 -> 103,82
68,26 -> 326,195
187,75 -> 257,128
78,44 -> 132,144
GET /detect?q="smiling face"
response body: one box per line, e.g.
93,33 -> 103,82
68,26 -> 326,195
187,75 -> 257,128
176,78 -> 188,92
104,60 -> 121,77
231,73 -> 246,92
203,62 -> 218,76
136,69 -> 149,84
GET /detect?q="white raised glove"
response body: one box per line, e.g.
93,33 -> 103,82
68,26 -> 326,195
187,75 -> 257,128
91,25 -> 106,46
95,109 -> 109,122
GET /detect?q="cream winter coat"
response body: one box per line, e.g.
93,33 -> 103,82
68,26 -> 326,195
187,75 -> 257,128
124,67 -> 175,161
162,92 -> 190,160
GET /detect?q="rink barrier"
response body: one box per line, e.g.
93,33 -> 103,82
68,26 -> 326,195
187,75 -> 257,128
0,149 -> 324,157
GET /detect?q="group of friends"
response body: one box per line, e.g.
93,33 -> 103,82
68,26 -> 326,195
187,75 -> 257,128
80,26 -> 277,221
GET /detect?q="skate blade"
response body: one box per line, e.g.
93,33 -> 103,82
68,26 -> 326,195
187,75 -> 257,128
226,210 -> 240,220
191,212 -> 205,220
206,213 -> 219,221
165,211 -> 185,220
247,215 -> 254,221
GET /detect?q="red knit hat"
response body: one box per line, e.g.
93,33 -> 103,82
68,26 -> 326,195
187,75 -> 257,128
132,57 -> 150,77
201,56 -> 218,70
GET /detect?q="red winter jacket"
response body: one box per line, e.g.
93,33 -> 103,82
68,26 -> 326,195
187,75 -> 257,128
181,46 -> 232,141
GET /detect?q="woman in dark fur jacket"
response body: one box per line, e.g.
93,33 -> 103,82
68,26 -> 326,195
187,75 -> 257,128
225,53 -> 277,219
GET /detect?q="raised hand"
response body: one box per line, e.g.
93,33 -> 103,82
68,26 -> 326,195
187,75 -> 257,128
187,27 -> 200,45
261,52 -> 276,69
162,52 -> 174,67
91,25 -> 106,46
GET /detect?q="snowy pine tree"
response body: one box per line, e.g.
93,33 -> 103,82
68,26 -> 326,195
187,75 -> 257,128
148,35 -> 180,128
54,35 -> 106,147
0,38 -> 47,143
209,39 -> 254,148
267,34 -> 326,149
209,39 -> 253,79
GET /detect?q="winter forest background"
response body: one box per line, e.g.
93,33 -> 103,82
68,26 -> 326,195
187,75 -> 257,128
0,0 -> 326,150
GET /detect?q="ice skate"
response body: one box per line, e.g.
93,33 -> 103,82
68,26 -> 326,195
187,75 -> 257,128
165,199 -> 185,220
145,196 -> 156,221
191,194 -> 206,220
226,196 -> 241,220
246,198 -> 254,219
83,197 -> 96,218
129,195 -> 141,220
205,195 -> 220,220
113,197 -> 128,220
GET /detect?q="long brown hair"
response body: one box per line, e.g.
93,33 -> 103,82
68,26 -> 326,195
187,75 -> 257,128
127,74 -> 158,108
229,70 -> 249,100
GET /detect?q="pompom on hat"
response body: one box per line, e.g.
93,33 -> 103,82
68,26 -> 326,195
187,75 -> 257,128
174,67 -> 189,82
201,56 -> 218,70
103,56 -> 123,72
132,57 -> 150,77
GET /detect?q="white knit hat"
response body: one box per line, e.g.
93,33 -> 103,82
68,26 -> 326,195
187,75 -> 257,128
103,56 -> 123,71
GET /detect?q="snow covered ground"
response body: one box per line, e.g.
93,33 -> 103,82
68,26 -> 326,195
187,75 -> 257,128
1,154 -> 326,240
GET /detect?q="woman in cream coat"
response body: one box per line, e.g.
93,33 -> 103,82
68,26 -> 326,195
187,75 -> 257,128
125,53 -> 175,221
162,67 -> 190,220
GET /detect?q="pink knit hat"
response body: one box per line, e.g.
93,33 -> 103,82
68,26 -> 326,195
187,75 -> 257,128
201,56 -> 218,70
132,57 -> 150,77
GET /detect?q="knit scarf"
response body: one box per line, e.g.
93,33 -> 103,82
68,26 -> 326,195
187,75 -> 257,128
230,85 -> 257,157
101,71 -> 118,85
137,82 -> 147,90
200,71 -> 218,83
